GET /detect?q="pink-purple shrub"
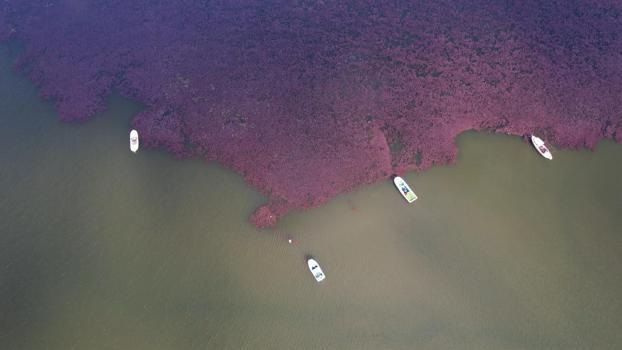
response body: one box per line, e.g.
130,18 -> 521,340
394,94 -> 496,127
1,0 -> 620,226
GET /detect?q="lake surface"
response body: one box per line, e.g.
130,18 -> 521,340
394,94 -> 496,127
1,44 -> 621,350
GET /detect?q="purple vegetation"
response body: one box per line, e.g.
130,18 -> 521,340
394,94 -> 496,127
1,1 -> 621,227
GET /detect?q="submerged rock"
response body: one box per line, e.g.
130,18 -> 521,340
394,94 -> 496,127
1,1 -> 621,227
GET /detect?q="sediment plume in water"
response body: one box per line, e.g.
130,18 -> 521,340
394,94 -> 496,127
1,1 -> 621,227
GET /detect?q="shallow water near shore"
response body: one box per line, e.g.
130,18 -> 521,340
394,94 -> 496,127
2,45 -> 622,349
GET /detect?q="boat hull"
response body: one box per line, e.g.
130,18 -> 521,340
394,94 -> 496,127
130,129 -> 139,153
393,176 -> 418,203
530,135 -> 552,160
307,258 -> 325,282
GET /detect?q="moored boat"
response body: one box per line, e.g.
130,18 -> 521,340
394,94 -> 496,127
393,176 -> 418,203
130,129 -> 139,153
530,135 -> 552,160
307,258 -> 325,282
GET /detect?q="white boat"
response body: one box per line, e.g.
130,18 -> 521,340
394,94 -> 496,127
307,258 -> 325,282
130,129 -> 139,153
393,176 -> 418,203
531,135 -> 552,160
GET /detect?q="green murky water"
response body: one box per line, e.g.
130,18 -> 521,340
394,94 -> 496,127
1,45 -> 621,349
